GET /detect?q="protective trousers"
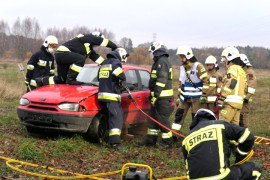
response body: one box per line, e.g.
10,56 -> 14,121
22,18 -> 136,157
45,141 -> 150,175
240,102 -> 250,128
224,162 -> 262,180
102,101 -> 123,145
146,98 -> 173,145
54,52 -> 86,84
202,103 -> 217,114
219,105 -> 240,125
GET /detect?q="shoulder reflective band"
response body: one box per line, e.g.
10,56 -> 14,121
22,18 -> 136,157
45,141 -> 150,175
37,60 -> 47,66
49,76 -> 55,85
27,64 -> 34,70
98,92 -> 121,101
199,72 -> 208,80
238,128 -> 250,143
161,131 -> 172,139
95,56 -> 104,65
76,34 -> 84,38
57,46 -> 71,52
101,39 -> 109,47
151,70 -> 157,78
109,128 -> 121,136
70,64 -> 83,73
84,43 -> 90,54
147,128 -> 159,136
30,80 -> 37,87
156,82 -> 165,87
248,87 -> 256,94
112,67 -> 123,77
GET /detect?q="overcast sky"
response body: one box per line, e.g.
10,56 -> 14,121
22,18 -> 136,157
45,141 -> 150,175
1,0 -> 270,49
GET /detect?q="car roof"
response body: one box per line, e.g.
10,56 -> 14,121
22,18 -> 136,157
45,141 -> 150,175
84,63 -> 150,72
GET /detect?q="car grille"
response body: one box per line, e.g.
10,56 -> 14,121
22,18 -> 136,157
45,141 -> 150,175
28,102 -> 58,111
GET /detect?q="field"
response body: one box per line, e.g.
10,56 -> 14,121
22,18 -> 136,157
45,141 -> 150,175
0,60 -> 269,179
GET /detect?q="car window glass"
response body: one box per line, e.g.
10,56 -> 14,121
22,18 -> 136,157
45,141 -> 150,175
138,70 -> 150,90
77,66 -> 99,85
125,70 -> 138,90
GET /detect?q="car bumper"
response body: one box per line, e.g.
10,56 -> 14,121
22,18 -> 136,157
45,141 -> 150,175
17,108 -> 94,133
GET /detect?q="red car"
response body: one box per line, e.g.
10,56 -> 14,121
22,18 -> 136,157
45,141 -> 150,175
17,64 -> 153,142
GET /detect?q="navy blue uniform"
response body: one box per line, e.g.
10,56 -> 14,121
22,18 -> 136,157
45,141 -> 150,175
25,46 -> 54,91
98,51 -> 126,145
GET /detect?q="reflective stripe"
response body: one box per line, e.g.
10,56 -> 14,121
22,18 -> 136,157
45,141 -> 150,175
202,85 -> 209,89
109,128 -> 121,136
207,96 -> 217,102
159,89 -> 173,97
178,88 -> 181,92
169,68 -> 173,79
224,87 -> 231,93
112,67 -> 123,77
172,123 -> 182,131
225,95 -> 243,104
210,83 -> 216,87
100,64 -> 112,71
191,168 -> 230,180
57,45 -> 71,52
98,92 -> 121,101
76,34 -> 84,38
217,88 -> 221,93
236,147 -> 248,155
184,87 -> 201,91
70,64 -> 83,73
49,61 -> 52,68
181,91 -> 202,96
248,87 -> 256,94
50,69 -> 55,74
37,60 -> 47,66
49,76 -> 55,85
30,80 -> 37,87
209,77 -> 217,83
27,64 -> 34,70
252,170 -> 261,180
101,39 -> 109,46
162,131 -> 172,139
238,128 -> 250,143
95,56 -> 104,65
156,82 -> 165,87
147,128 -> 159,136
151,70 -> 157,78
199,73 -> 208,80
84,43 -> 90,54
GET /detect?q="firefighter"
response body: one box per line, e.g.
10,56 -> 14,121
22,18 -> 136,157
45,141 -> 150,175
182,108 -> 262,180
202,55 -> 223,115
37,32 -> 118,86
139,41 -> 174,149
172,45 -> 208,133
25,35 -> 58,92
239,54 -> 257,128
217,47 -> 247,125
97,48 -> 128,150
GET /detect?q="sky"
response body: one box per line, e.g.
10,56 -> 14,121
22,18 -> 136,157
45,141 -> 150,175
1,0 -> 270,49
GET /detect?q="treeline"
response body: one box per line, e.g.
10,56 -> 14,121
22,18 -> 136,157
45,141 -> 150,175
1,17 -> 270,69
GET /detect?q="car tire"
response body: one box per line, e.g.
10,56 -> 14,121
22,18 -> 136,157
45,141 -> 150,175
85,113 -> 108,143
26,126 -> 37,133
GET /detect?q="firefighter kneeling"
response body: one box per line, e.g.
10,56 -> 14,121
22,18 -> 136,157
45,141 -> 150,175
182,109 -> 262,180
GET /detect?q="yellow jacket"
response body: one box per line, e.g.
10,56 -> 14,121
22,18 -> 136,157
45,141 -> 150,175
205,69 -> 223,103
243,66 -> 257,101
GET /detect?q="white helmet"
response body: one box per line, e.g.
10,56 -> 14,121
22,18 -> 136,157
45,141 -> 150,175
205,55 -> 217,64
116,48 -> 129,62
176,45 -> 194,60
148,41 -> 163,53
43,35 -> 58,48
221,46 -> 239,62
240,54 -> 252,66
91,31 -> 105,38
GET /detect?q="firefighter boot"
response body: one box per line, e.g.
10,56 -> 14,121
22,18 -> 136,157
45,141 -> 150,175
66,70 -> 83,85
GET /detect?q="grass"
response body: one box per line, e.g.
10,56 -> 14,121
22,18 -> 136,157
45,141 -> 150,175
0,60 -> 269,179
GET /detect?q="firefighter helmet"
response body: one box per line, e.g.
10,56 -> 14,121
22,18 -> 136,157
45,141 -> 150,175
91,31 -> 105,38
205,55 -> 217,64
176,45 -> 194,60
116,48 -> 129,62
221,46 -> 239,62
148,41 -> 164,53
240,54 -> 252,66
43,35 -> 58,48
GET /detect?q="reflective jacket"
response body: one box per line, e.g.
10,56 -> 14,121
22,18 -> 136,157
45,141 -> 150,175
178,61 -> 208,102
219,64 -> 247,109
98,51 -> 126,102
26,46 -> 55,87
182,110 -> 254,180
149,48 -> 173,99
243,66 -> 257,102
205,69 -> 223,103
57,33 -> 117,65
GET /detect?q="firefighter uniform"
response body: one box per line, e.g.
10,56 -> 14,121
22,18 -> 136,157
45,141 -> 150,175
203,68 -> 223,114
48,33 -> 117,85
172,61 -> 208,131
98,51 -> 126,147
218,64 -> 247,124
182,109 -> 262,180
25,45 -> 55,92
144,47 -> 174,148
240,66 -> 257,128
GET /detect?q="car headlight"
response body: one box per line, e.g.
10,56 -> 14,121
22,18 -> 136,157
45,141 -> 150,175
58,103 -> 79,112
19,98 -> 30,106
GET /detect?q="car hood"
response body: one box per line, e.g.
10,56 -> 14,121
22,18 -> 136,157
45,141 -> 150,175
22,84 -> 98,104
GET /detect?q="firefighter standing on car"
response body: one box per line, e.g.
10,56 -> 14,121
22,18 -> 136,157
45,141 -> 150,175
97,48 -> 129,150
239,54 -> 257,128
182,108 -> 262,180
171,45 -> 208,133
36,32 -> 118,86
217,47 -> 247,125
139,42 -> 174,149
25,35 -> 58,92
202,55 -> 223,115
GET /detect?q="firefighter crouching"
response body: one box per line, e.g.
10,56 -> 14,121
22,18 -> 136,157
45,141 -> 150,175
201,55 -> 223,115
182,108 -> 262,180
25,35 -> 58,92
139,41 -> 174,149
217,47 -> 247,125
97,48 -> 129,150
172,45 -> 208,133
239,54 -> 257,128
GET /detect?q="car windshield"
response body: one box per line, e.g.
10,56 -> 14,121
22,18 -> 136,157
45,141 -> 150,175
77,66 -> 99,86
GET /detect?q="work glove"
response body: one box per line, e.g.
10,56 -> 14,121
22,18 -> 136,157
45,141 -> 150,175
200,96 -> 207,104
175,98 -> 180,107
217,99 -> 224,109
24,79 -> 30,86
244,99 -> 249,103
151,96 -> 157,106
